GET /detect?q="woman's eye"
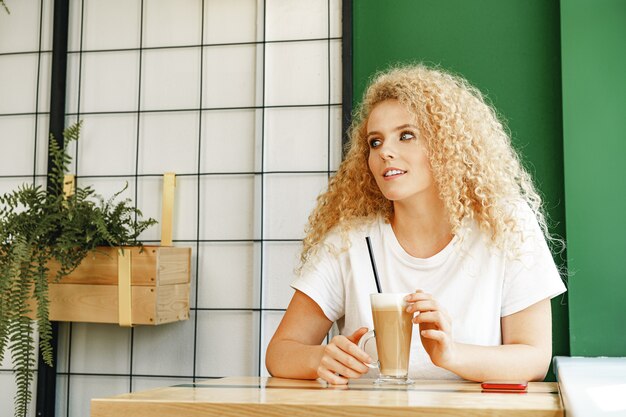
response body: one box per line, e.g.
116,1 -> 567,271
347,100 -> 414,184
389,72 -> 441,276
400,132 -> 415,141
369,138 -> 382,148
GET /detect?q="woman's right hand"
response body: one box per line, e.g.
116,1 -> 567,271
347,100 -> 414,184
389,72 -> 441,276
316,327 -> 372,384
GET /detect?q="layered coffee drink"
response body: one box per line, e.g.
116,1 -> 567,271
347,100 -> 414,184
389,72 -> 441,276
358,293 -> 414,384
371,295 -> 413,378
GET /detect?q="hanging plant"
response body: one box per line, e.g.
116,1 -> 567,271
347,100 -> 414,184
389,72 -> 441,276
0,122 -> 157,417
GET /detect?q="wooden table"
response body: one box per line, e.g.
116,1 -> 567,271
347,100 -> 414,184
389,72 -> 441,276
91,376 -> 563,417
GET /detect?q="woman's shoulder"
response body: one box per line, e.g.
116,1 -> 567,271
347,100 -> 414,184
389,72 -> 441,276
501,199 -> 554,259
321,216 -> 384,251
457,199 -> 543,253
506,199 -> 544,234
509,199 -> 536,217
299,216 -> 382,275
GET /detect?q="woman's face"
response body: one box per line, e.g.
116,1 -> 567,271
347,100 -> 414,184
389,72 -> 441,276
366,99 -> 436,204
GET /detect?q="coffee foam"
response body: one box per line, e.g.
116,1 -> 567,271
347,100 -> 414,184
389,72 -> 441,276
369,293 -> 409,309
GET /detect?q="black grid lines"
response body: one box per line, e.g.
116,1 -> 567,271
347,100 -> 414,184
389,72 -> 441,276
0,2 -> 343,416
49,2 -> 343,417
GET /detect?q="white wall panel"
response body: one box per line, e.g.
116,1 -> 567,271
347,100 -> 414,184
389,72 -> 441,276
202,44 -> 259,108
204,0 -> 259,43
69,324 -> 131,374
0,1 -> 46,53
0,54 -> 39,114
138,111 -> 199,174
264,174 -> 329,239
196,242 -> 261,309
201,109 -> 260,173
76,51 -> 140,113
195,311 -> 259,377
265,106 -> 330,172
65,52 -> 81,114
132,313 -> 196,376
66,375 -> 128,417
265,41 -> 329,106
76,113 -> 137,176
0,115 -> 36,175
143,0 -> 201,48
266,0 -> 328,41
37,52 -> 52,113
141,48 -> 201,111
200,175 -> 258,240
34,115 -> 50,176
72,0 -> 141,51
263,241 -> 300,309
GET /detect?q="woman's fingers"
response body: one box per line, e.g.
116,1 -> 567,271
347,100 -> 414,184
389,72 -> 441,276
317,366 -> 348,385
404,290 -> 452,334
404,289 -> 429,302
404,292 -> 437,311
405,299 -> 440,314
404,290 -> 455,368
327,338 -> 371,372
404,292 -> 450,321
412,311 -> 451,333
334,332 -> 373,364
347,327 -> 369,344
316,334 -> 371,384
320,352 -> 366,378
419,328 -> 447,343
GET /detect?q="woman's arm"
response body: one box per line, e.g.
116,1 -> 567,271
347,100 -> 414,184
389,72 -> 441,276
265,290 -> 371,383
406,291 -> 553,381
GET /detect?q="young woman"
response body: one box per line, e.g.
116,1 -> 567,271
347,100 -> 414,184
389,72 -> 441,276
265,64 -> 566,384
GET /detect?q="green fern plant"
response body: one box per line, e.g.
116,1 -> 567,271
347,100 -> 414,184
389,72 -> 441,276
0,122 -> 157,417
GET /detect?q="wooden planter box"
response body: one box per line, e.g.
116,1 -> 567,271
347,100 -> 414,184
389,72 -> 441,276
47,245 -> 191,326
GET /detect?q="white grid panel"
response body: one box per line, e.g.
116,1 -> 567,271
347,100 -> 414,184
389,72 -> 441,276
0,1 -> 54,416
0,1 -> 342,417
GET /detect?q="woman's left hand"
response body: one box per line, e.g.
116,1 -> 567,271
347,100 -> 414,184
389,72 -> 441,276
405,290 -> 456,368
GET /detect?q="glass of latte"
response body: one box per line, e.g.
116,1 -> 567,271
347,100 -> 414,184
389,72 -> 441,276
358,293 -> 414,384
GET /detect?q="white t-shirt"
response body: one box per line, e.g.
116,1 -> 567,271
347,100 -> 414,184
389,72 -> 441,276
291,203 -> 567,379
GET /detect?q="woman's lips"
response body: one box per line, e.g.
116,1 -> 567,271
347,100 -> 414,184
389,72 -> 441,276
383,169 -> 406,179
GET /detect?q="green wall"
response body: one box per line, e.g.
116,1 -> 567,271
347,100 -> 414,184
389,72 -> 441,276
561,0 -> 626,356
352,0 -> 570,379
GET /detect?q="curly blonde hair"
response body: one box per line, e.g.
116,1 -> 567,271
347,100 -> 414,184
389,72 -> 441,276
299,63 -> 555,269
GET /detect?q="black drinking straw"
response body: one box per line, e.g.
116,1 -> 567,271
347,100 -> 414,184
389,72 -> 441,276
365,236 -> 382,293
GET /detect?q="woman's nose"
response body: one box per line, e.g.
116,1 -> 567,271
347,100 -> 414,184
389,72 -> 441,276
379,143 -> 395,160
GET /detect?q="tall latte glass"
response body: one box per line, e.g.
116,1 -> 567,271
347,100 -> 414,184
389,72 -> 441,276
358,293 -> 413,384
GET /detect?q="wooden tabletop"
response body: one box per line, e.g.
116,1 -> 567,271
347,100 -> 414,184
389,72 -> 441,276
91,376 -> 563,417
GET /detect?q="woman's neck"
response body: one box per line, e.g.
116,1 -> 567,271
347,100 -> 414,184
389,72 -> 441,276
391,194 -> 454,258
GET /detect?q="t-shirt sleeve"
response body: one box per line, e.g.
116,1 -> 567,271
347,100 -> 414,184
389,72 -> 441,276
501,204 -> 567,317
291,242 -> 345,322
